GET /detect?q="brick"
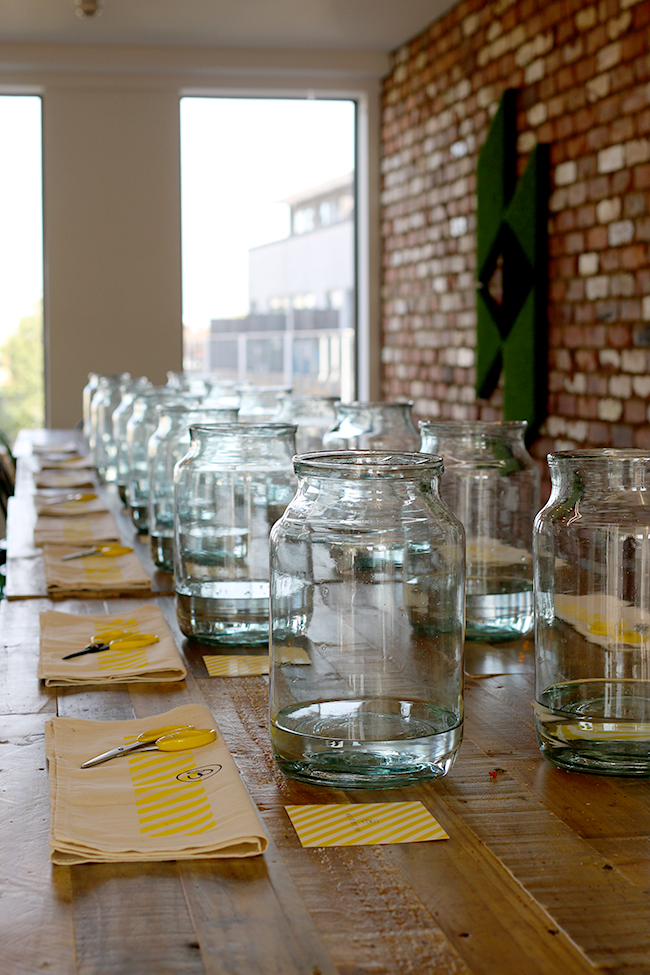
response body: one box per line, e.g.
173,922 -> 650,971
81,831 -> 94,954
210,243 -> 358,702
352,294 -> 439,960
598,398 -> 624,421
624,399 -> 647,423
578,252 -> 599,275
598,144 -> 625,172
596,197 -> 621,222
608,220 -> 635,245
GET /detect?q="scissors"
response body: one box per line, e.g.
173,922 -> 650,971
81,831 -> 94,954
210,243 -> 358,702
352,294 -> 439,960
81,725 -> 217,768
47,492 -> 98,504
62,632 -> 159,660
61,544 -> 133,561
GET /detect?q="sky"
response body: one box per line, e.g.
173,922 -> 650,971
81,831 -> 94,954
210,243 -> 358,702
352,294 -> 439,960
0,96 -> 43,345
180,97 -> 355,331
0,95 -> 355,345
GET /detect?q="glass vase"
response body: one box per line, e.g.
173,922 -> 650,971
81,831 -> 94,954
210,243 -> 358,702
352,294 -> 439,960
534,449 -> 650,775
274,393 -> 339,454
148,404 -> 238,571
269,450 -> 465,788
174,422 -> 297,644
91,373 -> 130,481
322,401 -> 420,451
125,387 -> 192,533
82,372 -> 99,444
420,420 -> 540,642
112,376 -> 151,504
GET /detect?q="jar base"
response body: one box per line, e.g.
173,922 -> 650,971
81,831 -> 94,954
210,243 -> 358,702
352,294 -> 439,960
150,533 -> 174,572
176,582 -> 270,645
535,682 -> 650,777
271,698 -> 462,788
465,576 -> 533,642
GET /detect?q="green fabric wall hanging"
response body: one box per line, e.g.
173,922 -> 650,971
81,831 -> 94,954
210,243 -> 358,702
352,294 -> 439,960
476,89 -> 549,434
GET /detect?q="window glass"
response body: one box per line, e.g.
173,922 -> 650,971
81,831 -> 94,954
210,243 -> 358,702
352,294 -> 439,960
180,97 -> 356,399
0,96 -> 44,444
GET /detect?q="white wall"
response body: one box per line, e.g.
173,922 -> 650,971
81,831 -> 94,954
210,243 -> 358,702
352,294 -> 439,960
0,43 -> 387,426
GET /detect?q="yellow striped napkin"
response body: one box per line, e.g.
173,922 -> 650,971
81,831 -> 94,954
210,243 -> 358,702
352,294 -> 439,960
42,544 -> 152,599
45,703 -> 268,863
38,604 -> 186,685
38,455 -> 93,470
285,802 -> 449,847
33,512 -> 121,548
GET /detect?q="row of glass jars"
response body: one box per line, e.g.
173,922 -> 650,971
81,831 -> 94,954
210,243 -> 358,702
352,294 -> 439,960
85,376 -> 650,781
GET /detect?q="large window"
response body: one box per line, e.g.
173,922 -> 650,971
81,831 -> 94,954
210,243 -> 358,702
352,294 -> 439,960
0,96 -> 44,443
180,97 -> 356,399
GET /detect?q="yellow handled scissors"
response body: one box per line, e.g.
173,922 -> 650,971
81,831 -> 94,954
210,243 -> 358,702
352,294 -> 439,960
48,492 -> 98,504
62,633 -> 159,660
81,725 -> 217,768
61,544 -> 134,561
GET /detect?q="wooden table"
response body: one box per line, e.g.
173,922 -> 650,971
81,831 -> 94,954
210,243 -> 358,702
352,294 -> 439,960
2,430 -> 650,975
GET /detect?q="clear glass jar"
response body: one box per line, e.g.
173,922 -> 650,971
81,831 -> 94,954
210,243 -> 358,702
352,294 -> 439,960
322,401 -> 420,451
112,376 -> 151,504
82,372 -> 99,443
125,388 -> 191,533
174,422 -> 297,645
269,450 -> 465,788
91,373 -> 130,480
237,385 -> 291,420
148,405 -> 238,571
420,420 -> 540,642
534,449 -> 650,776
274,394 -> 339,454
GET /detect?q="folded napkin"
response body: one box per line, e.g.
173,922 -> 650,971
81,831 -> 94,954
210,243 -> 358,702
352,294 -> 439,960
34,494 -> 109,517
45,703 -> 267,863
35,470 -> 96,490
34,512 -> 121,548
32,440 -> 79,455
38,455 -> 93,470
42,543 -> 153,599
38,604 -> 186,686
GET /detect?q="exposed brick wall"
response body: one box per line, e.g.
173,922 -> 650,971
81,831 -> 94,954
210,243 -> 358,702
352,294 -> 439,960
380,0 -> 650,478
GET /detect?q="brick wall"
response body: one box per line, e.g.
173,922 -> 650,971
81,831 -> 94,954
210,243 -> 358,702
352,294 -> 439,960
380,0 -> 650,478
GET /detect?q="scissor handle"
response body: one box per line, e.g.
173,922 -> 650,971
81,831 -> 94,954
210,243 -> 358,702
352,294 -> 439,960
135,724 -> 195,744
155,728 -> 217,751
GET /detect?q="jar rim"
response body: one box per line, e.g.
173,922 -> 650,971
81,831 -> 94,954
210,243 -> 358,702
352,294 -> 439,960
189,422 -> 297,435
419,419 -> 527,432
549,448 -> 650,463
337,400 -> 413,409
294,450 -> 443,478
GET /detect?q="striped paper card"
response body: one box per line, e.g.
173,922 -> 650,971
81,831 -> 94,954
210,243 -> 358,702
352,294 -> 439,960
285,801 -> 449,847
203,647 -> 310,677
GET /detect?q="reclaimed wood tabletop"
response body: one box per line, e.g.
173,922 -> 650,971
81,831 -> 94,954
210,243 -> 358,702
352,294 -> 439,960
1,430 -> 649,975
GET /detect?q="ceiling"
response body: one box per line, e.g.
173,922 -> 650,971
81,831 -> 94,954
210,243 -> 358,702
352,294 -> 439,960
0,0 -> 457,53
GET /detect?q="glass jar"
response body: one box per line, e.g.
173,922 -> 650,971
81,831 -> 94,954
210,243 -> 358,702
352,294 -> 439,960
269,450 -> 465,788
322,401 -> 420,451
125,388 -> 191,533
420,420 -> 540,642
91,373 -> 130,480
237,385 -> 291,420
534,449 -> 650,776
174,422 -> 297,644
148,404 -> 238,571
274,394 -> 339,454
112,376 -> 151,504
82,372 -> 99,443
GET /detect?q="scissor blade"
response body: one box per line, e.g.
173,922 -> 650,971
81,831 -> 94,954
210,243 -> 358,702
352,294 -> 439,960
81,741 -> 147,768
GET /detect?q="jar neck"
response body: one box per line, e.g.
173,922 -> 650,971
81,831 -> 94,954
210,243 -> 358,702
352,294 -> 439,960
549,450 -> 650,499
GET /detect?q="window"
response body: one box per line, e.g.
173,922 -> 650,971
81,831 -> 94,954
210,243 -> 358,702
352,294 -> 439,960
180,97 -> 356,399
0,96 -> 44,443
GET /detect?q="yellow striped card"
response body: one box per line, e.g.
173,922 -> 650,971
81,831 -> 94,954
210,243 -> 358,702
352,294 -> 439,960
203,647 -> 310,677
285,801 -> 449,847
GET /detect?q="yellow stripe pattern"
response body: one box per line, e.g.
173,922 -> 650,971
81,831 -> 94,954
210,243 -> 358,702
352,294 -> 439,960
127,749 -> 217,837
554,720 -> 650,742
93,617 -> 151,673
204,647 -> 310,677
285,801 -> 449,847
